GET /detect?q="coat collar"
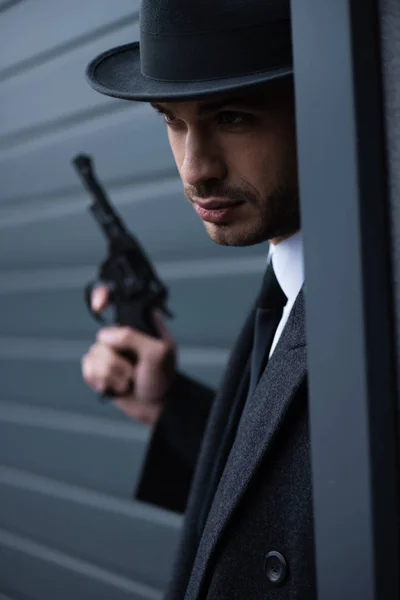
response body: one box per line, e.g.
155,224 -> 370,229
186,289 -> 307,599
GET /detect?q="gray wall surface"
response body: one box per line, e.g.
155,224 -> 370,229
0,2 -> 268,599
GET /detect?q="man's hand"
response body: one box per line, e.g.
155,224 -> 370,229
81,286 -> 177,426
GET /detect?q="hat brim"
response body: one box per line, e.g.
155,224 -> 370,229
86,42 -> 293,102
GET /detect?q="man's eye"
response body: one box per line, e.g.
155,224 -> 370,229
162,113 -> 180,125
154,110 -> 176,124
163,114 -> 186,130
218,111 -> 250,126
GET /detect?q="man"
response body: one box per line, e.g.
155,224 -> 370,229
81,0 -> 315,598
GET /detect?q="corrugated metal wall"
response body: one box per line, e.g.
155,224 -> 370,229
0,1 -> 268,598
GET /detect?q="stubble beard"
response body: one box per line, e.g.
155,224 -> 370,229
203,183 -> 301,247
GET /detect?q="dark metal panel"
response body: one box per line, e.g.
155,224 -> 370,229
0,593 -> 16,600
0,0 -> 139,75
0,1 -> 23,16
379,0 -> 400,387
0,107 -> 175,202
0,22 -> 139,138
291,1 -> 400,598
0,532 -> 161,600
0,476 -> 180,590
0,420 -> 147,498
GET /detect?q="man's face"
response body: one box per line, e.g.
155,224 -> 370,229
152,79 -> 300,246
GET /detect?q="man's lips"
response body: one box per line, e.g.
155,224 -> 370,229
193,197 -> 244,223
193,197 -> 243,210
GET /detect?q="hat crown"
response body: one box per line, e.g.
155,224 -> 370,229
86,0 -> 293,102
140,0 -> 290,34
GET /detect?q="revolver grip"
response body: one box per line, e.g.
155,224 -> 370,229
101,295 -> 161,402
84,281 -> 164,402
85,281 -> 159,338
114,294 -> 160,339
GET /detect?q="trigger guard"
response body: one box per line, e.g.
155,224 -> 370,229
84,281 -> 108,325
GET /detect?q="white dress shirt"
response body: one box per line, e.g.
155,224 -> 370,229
268,230 -> 304,358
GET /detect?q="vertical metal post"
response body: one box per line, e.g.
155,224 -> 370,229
290,1 -> 400,598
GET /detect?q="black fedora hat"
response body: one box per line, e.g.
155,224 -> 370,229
86,0 -> 293,102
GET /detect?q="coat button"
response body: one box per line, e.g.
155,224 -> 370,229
264,551 -> 288,585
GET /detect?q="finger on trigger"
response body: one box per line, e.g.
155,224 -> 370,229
91,285 -> 109,313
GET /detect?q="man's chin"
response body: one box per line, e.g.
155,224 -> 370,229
203,222 -> 268,247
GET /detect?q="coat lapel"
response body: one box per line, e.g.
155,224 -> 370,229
190,303 -> 255,536
165,300 -> 257,600
185,290 -> 307,600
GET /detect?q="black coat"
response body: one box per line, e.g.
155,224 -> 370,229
136,290 -> 316,600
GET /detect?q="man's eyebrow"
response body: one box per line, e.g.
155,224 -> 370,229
195,97 -> 265,113
151,97 -> 264,117
151,102 -> 171,115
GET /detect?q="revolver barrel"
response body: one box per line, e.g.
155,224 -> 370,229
72,153 -> 127,242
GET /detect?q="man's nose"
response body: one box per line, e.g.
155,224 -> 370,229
180,131 -> 227,187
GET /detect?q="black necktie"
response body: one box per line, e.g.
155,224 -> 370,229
247,262 -> 288,400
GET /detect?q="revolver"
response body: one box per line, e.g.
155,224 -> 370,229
72,153 -> 173,396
